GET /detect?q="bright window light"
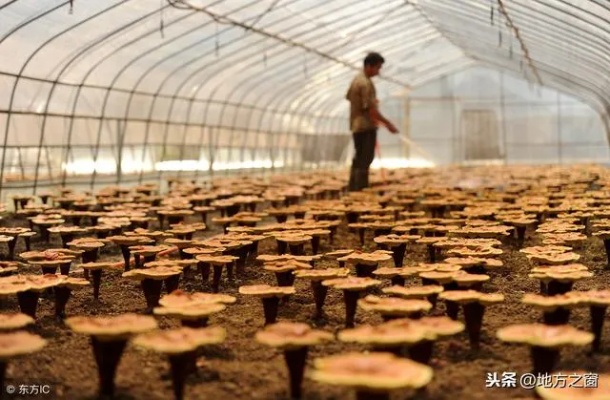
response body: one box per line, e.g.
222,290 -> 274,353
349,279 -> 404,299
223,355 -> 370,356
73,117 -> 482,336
370,157 -> 435,169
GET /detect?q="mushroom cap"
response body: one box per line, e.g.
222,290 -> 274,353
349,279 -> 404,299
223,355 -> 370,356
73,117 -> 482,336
238,284 -> 295,298
439,290 -> 504,305
0,313 -> 35,331
255,322 -> 333,349
496,323 -> 594,347
67,237 -> 106,250
60,277 -> 90,289
129,245 -> 172,256
65,313 -> 158,341
194,254 -> 238,265
358,295 -> 432,315
382,285 -> 444,299
530,264 -> 588,274
122,266 -> 182,280
337,250 -> 393,266
16,274 -> 67,291
133,326 -> 226,354
535,371 -> 610,400
447,246 -> 503,258
443,257 -> 504,269
323,249 -> 356,258
79,261 -> 121,271
144,260 -> 198,269
372,267 -> 420,278
159,290 -> 236,307
338,321 -> 427,345
521,293 -> 581,310
107,235 -> 154,246
387,316 -> 465,337
0,331 -> 46,360
321,277 -> 382,291
293,268 -> 350,281
566,290 -> 610,306
418,271 -> 460,283
263,260 -> 313,273
153,302 -> 226,318
452,272 -> 491,286
526,252 -> 581,265
310,352 -> 433,390
520,245 -> 572,256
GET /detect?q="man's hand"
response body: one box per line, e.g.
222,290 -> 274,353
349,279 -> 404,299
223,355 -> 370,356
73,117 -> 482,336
385,122 -> 399,134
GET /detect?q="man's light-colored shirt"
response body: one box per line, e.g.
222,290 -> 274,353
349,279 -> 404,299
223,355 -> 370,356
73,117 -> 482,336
346,71 -> 377,133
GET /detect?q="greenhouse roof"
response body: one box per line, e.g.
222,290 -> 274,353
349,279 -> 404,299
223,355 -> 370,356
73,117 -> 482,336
0,0 -> 608,119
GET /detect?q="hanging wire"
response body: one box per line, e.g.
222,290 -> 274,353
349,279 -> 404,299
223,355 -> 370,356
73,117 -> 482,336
215,20 -> 219,57
69,0 -> 74,14
159,0 -> 165,38
490,0 -> 494,26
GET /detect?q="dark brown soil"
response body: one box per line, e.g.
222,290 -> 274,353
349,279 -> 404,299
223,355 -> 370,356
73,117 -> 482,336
2,211 -> 609,400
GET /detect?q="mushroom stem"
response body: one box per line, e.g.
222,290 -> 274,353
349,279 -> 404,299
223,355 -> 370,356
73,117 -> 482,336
211,266 -> 223,293
462,302 -> 486,349
343,290 -> 361,328
164,275 -> 180,294
277,241 -> 287,255
408,339 -> 435,365
590,305 -> 607,353
530,346 -> 560,375
198,262 -> 211,285
427,245 -> 436,263
288,244 -> 305,256
357,228 -> 365,246
283,347 -> 308,400
91,269 -> 102,300
60,233 -> 75,249
355,390 -> 389,400
546,280 -> 573,296
7,239 -> 17,260
0,362 -> 6,395
275,272 -> 295,287
60,262 -> 71,275
513,226 -> 525,247
262,297 -> 281,325
82,249 -> 98,264
237,248 -> 249,276
346,212 -> 358,224
539,281 -> 547,295
181,318 -> 208,328
54,286 -> 72,319
140,279 -> 163,313
604,239 -> 610,269
120,245 -> 131,271
355,264 -> 377,278
390,276 -> 405,286
445,300 -> 459,321
542,308 -> 571,325
427,294 -> 438,309
168,351 -> 195,400
91,337 -> 127,399
311,237 -> 320,255
17,290 -> 40,319
311,281 -> 328,319
391,244 -> 407,268
42,266 -> 57,275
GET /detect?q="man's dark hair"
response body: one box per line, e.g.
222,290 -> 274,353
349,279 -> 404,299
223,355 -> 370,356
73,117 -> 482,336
364,52 -> 385,67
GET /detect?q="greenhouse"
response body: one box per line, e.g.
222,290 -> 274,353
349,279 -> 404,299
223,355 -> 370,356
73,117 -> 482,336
0,1 -> 609,399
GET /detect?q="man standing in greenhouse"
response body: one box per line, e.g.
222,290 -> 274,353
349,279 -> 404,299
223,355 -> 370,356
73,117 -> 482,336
346,52 -> 398,191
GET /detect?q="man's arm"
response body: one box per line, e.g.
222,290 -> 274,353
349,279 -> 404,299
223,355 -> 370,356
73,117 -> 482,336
369,102 -> 398,133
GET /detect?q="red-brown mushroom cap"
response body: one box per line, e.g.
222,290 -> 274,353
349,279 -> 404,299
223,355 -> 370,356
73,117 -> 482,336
65,313 -> 158,341
310,352 -> 433,390
0,331 -> 46,360
133,326 -> 225,354
496,323 -> 594,347
255,322 -> 333,349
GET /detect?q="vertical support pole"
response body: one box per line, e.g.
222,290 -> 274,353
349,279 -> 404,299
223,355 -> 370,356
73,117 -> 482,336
402,95 -> 411,161
500,71 -> 508,165
557,92 -> 562,164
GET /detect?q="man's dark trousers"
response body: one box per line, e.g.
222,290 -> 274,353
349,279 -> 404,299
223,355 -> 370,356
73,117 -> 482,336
348,129 -> 377,191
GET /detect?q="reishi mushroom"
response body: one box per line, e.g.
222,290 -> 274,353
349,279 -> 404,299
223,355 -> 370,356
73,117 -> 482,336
238,284 -> 295,325
255,322 -> 333,399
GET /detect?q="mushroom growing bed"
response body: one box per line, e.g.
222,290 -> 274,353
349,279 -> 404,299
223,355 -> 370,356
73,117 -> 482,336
0,166 -> 609,399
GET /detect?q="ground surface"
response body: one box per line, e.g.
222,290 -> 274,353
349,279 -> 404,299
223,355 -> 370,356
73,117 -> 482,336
2,211 -> 610,400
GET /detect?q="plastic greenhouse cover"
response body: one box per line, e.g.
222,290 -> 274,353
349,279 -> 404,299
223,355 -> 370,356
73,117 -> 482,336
0,0 -> 607,122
